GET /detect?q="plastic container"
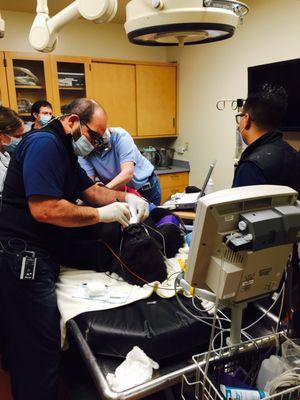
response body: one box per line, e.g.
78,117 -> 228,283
205,178 -> 215,195
256,355 -> 286,391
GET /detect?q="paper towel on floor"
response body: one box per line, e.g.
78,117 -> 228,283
106,346 -> 159,392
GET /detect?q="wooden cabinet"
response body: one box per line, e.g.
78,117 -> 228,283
159,172 -> 189,204
1,52 -> 177,138
90,60 -> 177,138
5,51 -> 53,118
50,55 -> 92,116
91,61 -> 137,136
136,64 -> 177,137
0,52 -> 9,107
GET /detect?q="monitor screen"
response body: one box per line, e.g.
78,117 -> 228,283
184,185 -> 299,303
248,58 -> 300,131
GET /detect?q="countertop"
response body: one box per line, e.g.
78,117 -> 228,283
154,160 -> 190,175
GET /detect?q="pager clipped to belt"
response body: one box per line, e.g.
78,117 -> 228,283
20,251 -> 37,280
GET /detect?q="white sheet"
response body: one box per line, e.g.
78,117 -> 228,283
56,246 -> 188,346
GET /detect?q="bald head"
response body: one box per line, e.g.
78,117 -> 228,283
65,98 -> 106,123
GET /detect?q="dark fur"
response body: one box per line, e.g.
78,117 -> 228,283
111,208 -> 184,286
145,207 -> 185,258
111,223 -> 167,285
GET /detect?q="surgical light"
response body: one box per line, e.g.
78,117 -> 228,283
125,0 -> 249,46
29,0 -> 249,53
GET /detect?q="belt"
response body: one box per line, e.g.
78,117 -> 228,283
139,172 -> 155,192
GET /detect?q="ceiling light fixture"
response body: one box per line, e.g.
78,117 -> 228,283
125,0 -> 249,46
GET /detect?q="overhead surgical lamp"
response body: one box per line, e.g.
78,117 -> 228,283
125,0 -> 249,46
29,0 -> 249,52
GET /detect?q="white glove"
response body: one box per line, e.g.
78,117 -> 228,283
125,193 -> 149,223
97,202 -> 131,227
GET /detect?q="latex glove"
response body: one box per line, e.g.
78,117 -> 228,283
97,202 -> 130,227
125,193 -> 149,223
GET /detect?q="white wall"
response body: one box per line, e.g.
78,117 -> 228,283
0,10 -> 167,61
167,0 -> 300,190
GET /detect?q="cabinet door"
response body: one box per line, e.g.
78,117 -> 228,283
0,52 -> 9,107
5,51 -> 53,119
136,65 -> 177,137
50,56 -> 92,116
91,62 -> 137,136
159,172 -> 189,203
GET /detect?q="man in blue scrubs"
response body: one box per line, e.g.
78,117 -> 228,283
0,98 -> 149,400
232,83 -> 300,192
77,105 -> 161,205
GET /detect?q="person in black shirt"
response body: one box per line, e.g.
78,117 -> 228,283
0,98 -> 149,400
232,83 -> 300,193
232,83 -> 300,339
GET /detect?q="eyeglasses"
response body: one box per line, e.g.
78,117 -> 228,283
80,121 -> 104,148
235,112 -> 245,125
235,112 -> 255,125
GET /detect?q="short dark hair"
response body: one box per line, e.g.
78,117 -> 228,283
65,98 -> 106,123
0,106 -> 23,134
244,83 -> 288,131
31,100 -> 53,118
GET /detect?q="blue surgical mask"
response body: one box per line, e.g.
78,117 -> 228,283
4,137 -> 21,153
72,135 -> 94,157
40,115 -> 52,126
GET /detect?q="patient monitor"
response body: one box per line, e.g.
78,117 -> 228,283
181,185 -> 300,343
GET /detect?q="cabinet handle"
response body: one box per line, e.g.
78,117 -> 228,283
173,117 -> 176,127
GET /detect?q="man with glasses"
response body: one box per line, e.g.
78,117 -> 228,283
233,83 -> 300,342
232,83 -> 300,193
0,98 -> 149,400
75,100 -> 162,206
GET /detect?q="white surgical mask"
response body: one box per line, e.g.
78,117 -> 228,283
72,135 -> 94,157
40,115 -> 52,126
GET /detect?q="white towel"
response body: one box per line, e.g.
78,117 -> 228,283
106,346 -> 159,392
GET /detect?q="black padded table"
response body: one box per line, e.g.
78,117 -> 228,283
66,295 -> 275,400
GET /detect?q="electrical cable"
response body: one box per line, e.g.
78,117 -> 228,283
142,222 -> 167,257
242,279 -> 285,331
267,367 -> 300,395
276,265 -> 288,333
174,278 -> 228,331
201,244 -> 227,400
0,238 -> 28,255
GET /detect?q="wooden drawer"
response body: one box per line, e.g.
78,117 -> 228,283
159,172 -> 189,204
161,185 -> 187,204
158,172 -> 189,189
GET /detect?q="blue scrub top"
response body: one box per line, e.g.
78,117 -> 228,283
78,127 -> 154,189
16,132 -> 92,199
